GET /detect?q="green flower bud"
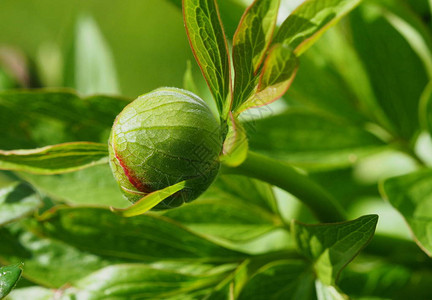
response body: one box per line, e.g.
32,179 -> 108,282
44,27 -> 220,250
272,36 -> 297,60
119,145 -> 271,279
109,87 -> 222,210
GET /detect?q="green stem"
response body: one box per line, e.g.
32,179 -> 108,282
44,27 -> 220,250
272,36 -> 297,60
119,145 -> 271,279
221,151 -> 346,223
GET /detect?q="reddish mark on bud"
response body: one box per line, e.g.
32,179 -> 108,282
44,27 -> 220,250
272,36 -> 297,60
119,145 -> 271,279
114,149 -> 153,194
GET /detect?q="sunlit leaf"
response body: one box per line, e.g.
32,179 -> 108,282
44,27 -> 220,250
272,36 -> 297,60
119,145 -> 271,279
0,182 -> 41,226
380,169 -> 432,256
246,109 -> 385,170
315,280 -> 348,300
292,215 -> 378,285
232,0 -> 280,111
236,44 -> 299,113
64,263 -> 231,299
0,224 -> 120,288
0,263 -> 22,299
274,0 -> 362,55
36,207 -> 247,262
183,0 -> 232,118
0,142 -> 108,175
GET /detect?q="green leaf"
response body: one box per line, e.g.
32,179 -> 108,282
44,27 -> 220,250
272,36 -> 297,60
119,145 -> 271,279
221,114 -> 249,167
17,164 -> 128,208
65,14 -> 120,95
274,0 -> 362,55
315,280 -> 348,300
111,181 -> 187,217
183,0 -> 232,118
0,182 -> 41,226
380,169 -> 432,256
420,81 -> 432,136
0,142 -> 108,175
5,287 -> 54,300
246,109 -> 385,170
236,44 -> 299,113
292,215 -> 378,285
349,3 -> 429,140
237,260 -> 316,300
0,263 -> 22,299
36,207 -> 247,262
161,174 -> 281,243
0,224 -> 121,288
231,0 -> 280,111
63,263 -> 230,299
0,90 -> 129,150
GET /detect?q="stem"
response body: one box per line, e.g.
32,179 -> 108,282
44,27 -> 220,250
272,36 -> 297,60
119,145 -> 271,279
221,151 -> 346,223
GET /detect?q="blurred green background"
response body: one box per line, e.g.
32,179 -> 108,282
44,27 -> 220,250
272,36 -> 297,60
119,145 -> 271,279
0,0 -> 195,97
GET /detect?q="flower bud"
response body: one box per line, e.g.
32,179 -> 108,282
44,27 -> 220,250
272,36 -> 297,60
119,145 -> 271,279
109,87 -> 222,209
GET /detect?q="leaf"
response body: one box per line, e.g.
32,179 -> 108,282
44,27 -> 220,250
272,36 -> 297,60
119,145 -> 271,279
0,224 -> 121,288
36,207 -> 247,262
231,0 -> 280,111
349,3 -> 429,140
0,182 -> 41,226
63,263 -> 230,299
315,280 -> 348,300
0,263 -> 22,299
0,90 -> 129,150
237,260 -> 316,300
292,214 -> 378,285
236,44 -> 299,113
111,181 -> 187,217
161,174 -> 281,243
420,81 -> 432,136
65,14 -> 120,95
0,142 -> 108,175
380,169 -> 432,256
183,0 -> 232,118
5,287 -> 54,300
274,0 -> 362,55
17,164 -> 129,208
221,113 -> 249,167
246,109 -> 385,170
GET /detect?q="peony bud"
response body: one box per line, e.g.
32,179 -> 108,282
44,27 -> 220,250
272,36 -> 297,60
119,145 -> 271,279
109,87 -> 222,209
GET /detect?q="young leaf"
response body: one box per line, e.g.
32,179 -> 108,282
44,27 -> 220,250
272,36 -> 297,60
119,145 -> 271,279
221,113 -> 249,167
111,181 -> 187,217
380,169 -> 432,256
292,215 -> 378,285
0,182 -> 41,226
235,44 -> 299,113
0,142 -> 108,175
66,14 -> 120,95
274,0 -> 362,55
232,0 -> 280,111
246,109 -> 385,170
0,263 -> 22,299
5,287 -> 55,300
36,207 -> 247,262
183,0 -> 232,118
